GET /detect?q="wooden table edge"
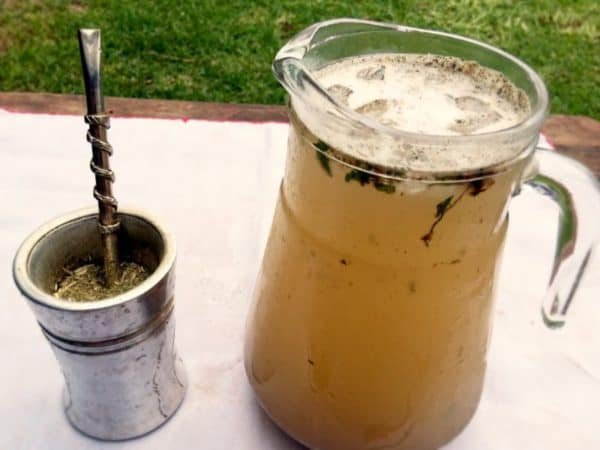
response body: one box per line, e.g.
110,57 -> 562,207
2,92 -> 599,175
0,92 -> 288,123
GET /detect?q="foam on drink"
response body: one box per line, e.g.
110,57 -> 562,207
306,54 -> 532,173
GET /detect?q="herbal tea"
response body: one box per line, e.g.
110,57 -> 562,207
245,52 -> 531,449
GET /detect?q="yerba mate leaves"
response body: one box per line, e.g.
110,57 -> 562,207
54,261 -> 149,301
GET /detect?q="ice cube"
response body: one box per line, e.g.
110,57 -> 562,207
326,84 -> 353,105
354,99 -> 390,118
380,118 -> 398,127
356,66 -> 385,80
448,111 -> 503,134
454,96 -> 491,113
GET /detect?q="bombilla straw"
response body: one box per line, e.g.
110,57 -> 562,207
78,29 -> 120,286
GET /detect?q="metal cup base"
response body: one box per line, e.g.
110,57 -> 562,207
53,306 -> 187,440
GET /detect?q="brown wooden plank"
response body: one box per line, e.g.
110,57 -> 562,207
0,92 -> 288,123
542,115 -> 600,176
2,92 -> 599,176
543,115 -> 600,149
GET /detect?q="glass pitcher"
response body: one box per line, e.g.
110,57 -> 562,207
244,19 -> 600,450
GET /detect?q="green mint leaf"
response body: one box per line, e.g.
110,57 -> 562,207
469,178 -> 494,196
316,150 -> 332,176
435,196 -> 453,218
374,182 -> 396,194
390,168 -> 407,179
314,140 -> 329,152
345,169 -> 370,185
314,141 -> 332,176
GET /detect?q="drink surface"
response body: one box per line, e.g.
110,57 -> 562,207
317,53 -> 529,137
246,52 -> 531,449
302,53 -> 532,173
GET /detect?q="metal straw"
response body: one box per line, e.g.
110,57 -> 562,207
78,29 -> 120,286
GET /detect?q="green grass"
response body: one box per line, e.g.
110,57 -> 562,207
1,0 -> 598,119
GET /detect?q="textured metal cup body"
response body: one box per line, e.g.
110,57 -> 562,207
13,207 -> 187,440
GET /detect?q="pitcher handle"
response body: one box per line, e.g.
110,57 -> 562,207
523,149 -> 600,328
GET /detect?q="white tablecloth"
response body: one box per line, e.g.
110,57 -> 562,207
1,109 -> 598,449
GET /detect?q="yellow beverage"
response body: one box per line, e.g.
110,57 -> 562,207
245,53 -> 531,449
